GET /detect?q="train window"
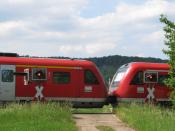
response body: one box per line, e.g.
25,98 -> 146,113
85,70 -> 99,84
130,71 -> 143,85
114,72 -> 125,82
53,72 -> 70,84
1,70 -> 14,82
32,68 -> 47,81
144,71 -> 158,83
110,66 -> 128,88
110,72 -> 125,88
158,74 -> 169,85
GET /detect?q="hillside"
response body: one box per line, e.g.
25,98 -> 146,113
86,55 -> 167,83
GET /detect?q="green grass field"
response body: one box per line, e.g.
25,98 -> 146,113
116,103 -> 175,131
0,103 -> 77,131
1,102 -> 175,131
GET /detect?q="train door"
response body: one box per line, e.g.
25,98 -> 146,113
156,71 -> 170,100
0,65 -> 16,101
130,71 -> 145,99
80,69 -> 100,98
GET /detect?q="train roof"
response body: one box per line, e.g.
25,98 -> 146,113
0,56 -> 95,67
120,62 -> 170,70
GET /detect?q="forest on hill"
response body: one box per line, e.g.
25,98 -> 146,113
86,55 -> 167,83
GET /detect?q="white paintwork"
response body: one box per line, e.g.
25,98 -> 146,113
137,87 -> 144,93
15,97 -> 106,102
84,86 -> 92,93
0,65 -> 15,101
117,98 -> 170,102
147,86 -> 155,101
24,68 -> 29,85
35,85 -> 44,99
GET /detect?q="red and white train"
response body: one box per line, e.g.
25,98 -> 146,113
108,62 -> 172,105
0,53 -> 173,107
0,53 -> 107,107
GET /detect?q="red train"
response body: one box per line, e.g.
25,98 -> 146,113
0,53 -> 173,107
108,62 -> 172,105
0,53 -> 107,107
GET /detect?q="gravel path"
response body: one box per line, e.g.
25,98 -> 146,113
73,114 -> 135,131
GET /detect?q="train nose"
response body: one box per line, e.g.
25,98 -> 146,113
108,87 -> 117,96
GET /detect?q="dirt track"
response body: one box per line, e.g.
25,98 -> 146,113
73,114 -> 135,131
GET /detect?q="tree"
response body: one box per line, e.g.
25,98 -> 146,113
160,15 -> 175,106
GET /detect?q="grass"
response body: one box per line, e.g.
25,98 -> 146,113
0,102 -> 77,131
116,103 -> 175,131
96,125 -> 115,131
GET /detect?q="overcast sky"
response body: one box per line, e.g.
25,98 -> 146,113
0,0 -> 175,58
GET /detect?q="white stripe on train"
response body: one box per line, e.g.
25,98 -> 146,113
117,98 -> 171,102
15,97 -> 106,102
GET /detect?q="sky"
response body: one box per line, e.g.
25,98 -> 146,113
0,0 -> 175,59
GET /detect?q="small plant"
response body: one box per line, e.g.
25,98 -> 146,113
96,125 -> 115,131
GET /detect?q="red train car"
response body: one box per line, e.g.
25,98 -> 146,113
0,54 -> 107,107
108,62 -> 172,104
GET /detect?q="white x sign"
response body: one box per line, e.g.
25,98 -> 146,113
147,85 -> 155,101
35,85 -> 44,100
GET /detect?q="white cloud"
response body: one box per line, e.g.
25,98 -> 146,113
80,0 -> 175,28
140,31 -> 164,44
0,21 -> 28,38
0,0 -> 174,58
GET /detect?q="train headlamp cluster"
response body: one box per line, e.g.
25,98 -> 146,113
35,71 -> 43,78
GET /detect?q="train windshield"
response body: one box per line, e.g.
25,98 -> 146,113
113,72 -> 125,83
110,64 -> 129,88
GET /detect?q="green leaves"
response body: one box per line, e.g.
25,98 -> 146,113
160,15 -> 175,106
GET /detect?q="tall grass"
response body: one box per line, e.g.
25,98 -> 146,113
116,103 -> 175,131
0,102 -> 77,131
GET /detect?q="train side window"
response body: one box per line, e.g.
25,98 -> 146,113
32,68 -> 47,81
1,70 -> 14,82
144,72 -> 158,83
84,70 -> 99,85
130,71 -> 143,85
53,72 -> 70,84
158,74 -> 169,86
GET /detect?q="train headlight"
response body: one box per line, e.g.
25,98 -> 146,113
35,70 -> 44,79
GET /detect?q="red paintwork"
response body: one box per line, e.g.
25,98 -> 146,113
0,57 -> 107,100
111,62 -> 171,102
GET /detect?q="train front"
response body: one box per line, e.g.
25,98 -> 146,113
108,62 -> 172,105
108,63 -> 131,104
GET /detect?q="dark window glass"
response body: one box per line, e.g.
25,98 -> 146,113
32,68 -> 47,80
158,74 -> 169,85
53,72 -> 70,84
130,71 -> 143,85
144,72 -> 158,83
2,70 -> 14,82
85,70 -> 99,84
